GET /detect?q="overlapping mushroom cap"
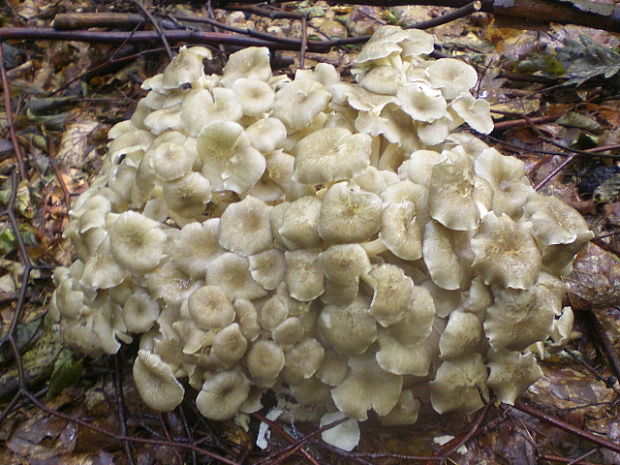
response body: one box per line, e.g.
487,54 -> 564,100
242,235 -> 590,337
52,30 -> 591,450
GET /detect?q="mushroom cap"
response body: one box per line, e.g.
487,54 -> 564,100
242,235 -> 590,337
484,276 -> 556,351
472,213 -> 541,290
282,337 -> 325,384
487,350 -> 543,405
376,330 -> 436,376
234,298 -> 260,342
162,46 -> 211,89
108,211 -> 166,275
196,369 -> 251,420
378,390 -> 421,426
359,65 -> 402,95
379,188 -> 424,261
318,182 -> 382,243
187,285 -> 236,331
123,289 -> 160,333
248,248 -> 286,291
162,171 -> 212,218
212,323 -> 248,364
145,259 -> 201,307
279,196 -> 323,249
181,87 -> 243,136
331,354 -> 403,421
170,219 -> 223,279
149,139 -> 196,182
354,25 -> 414,64
218,196 -> 273,257
363,264 -> 416,327
320,412 -> 360,452
426,58 -> 478,100
397,82 -> 447,123
284,249 -> 325,301
430,353 -> 488,414
524,192 -> 594,275
220,47 -> 271,87
474,147 -> 533,218
273,317 -> 305,349
246,339 -> 286,384
318,244 -> 371,285
273,79 -> 331,132
206,253 -> 267,301
231,78 -> 275,117
245,117 -> 287,153
428,147 -> 490,231
383,284 -> 436,346
133,350 -> 185,412
450,93 -> 494,134
197,120 -> 266,195
294,128 -> 372,185
423,220 -> 462,291
438,310 -> 482,359
317,297 -> 377,356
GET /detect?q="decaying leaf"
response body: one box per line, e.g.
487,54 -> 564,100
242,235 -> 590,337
567,243 -> 620,309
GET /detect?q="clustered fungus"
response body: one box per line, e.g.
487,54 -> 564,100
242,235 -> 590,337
51,26 -> 593,450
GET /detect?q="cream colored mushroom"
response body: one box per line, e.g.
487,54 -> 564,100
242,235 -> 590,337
196,369 -> 251,420
430,353 -> 488,414
294,128 -> 372,185
187,285 -> 236,331
218,196 -> 272,257
487,350 -> 543,405
318,182 -> 382,243
317,297 -> 377,356
197,121 -> 266,195
471,213 -> 541,290
206,253 -> 267,300
273,79 -> 331,132
331,354 -> 402,421
246,339 -> 285,386
426,58 -> 478,100
133,350 -> 185,412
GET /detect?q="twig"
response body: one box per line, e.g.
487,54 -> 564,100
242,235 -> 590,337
300,14 -> 308,69
409,1 -> 481,30
0,42 -> 26,179
253,417 -> 348,465
540,453 -> 602,465
252,412 -> 321,465
19,389 -> 241,465
583,309 -> 620,382
224,4 -> 305,19
112,353 -> 135,465
53,12 -> 146,30
534,154 -> 577,191
0,28 -> 321,51
493,114 -> 560,132
512,401 -> 620,454
132,0 -> 173,59
436,403 -> 491,459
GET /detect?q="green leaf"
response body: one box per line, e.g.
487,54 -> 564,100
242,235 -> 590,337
556,35 -> 620,85
47,348 -> 83,399
0,226 -> 16,254
514,53 -> 564,76
557,112 -> 604,134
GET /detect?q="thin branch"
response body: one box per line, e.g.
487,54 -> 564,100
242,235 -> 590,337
0,42 -> 27,179
252,412 -> 321,465
513,401 -> 620,454
112,353 -> 135,465
131,0 -> 173,59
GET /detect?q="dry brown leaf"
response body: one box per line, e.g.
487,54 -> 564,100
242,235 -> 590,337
567,242 -> 620,309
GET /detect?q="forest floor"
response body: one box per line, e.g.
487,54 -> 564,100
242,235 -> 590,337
0,1 -> 619,464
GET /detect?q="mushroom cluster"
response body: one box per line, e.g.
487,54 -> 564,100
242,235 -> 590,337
51,26 -> 593,446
